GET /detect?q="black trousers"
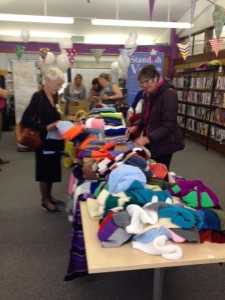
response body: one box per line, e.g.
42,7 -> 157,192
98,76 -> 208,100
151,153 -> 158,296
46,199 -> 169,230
152,154 -> 173,170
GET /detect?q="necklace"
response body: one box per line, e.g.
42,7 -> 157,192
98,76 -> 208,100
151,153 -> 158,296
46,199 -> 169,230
55,103 -> 63,115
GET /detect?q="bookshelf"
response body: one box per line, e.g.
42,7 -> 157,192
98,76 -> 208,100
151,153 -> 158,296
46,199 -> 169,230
173,66 -> 225,152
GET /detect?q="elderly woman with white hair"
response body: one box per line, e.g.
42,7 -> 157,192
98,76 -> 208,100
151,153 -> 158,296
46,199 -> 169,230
22,67 -> 65,214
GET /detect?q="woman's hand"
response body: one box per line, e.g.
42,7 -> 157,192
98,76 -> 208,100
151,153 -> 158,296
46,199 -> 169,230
46,123 -> 56,131
125,126 -> 137,137
134,136 -> 150,147
102,94 -> 114,101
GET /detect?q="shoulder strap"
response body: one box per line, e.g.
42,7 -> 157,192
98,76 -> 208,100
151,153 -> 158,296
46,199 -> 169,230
35,92 -> 42,122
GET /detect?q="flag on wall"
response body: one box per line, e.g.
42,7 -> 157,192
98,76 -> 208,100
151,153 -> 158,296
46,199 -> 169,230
90,49 -> 105,63
209,38 -> 224,56
212,4 -> 225,41
177,42 -> 190,60
190,0 -> 197,21
66,49 -> 77,65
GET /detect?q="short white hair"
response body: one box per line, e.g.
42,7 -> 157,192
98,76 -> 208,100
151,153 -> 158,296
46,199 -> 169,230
45,67 -> 65,82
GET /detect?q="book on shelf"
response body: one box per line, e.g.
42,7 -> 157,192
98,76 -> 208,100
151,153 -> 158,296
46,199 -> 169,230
213,92 -> 225,108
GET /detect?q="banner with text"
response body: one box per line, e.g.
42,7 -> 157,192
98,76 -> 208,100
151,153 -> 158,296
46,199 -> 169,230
127,51 -> 164,105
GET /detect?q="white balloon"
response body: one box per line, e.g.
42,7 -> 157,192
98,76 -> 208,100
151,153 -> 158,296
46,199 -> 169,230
118,68 -> 127,79
111,61 -> 119,73
125,37 -> 137,49
118,55 -> 130,70
125,37 -> 137,55
59,37 -> 73,50
45,52 -> 55,65
56,53 -> 70,73
129,31 -> 138,40
21,29 -> 30,43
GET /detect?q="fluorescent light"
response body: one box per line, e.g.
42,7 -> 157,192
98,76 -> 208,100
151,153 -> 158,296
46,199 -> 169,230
92,19 -> 191,29
0,14 -> 74,24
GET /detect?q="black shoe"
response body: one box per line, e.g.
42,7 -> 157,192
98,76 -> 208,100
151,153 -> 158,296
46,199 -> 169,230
42,203 -> 61,214
50,199 -> 66,207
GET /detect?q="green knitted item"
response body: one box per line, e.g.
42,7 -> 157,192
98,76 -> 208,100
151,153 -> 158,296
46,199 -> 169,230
94,181 -> 108,197
182,192 -> 198,208
100,112 -> 123,119
171,185 -> 181,194
201,192 -> 215,208
147,178 -> 175,190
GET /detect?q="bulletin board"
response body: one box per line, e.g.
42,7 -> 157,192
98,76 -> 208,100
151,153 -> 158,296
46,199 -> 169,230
12,60 -> 38,123
70,68 -> 111,95
12,60 -> 38,150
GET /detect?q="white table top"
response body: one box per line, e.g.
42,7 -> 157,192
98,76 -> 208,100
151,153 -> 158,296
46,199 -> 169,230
80,202 -> 225,274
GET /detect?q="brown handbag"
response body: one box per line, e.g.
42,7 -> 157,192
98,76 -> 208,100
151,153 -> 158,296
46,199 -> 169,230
15,94 -> 42,149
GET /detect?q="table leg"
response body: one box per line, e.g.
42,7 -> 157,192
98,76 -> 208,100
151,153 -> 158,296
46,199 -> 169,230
152,268 -> 164,300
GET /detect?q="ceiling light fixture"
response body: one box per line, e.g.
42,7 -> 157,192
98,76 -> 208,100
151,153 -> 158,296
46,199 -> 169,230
0,14 -> 74,24
92,19 -> 191,29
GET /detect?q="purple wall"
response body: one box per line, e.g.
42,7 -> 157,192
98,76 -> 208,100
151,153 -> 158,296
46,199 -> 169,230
0,40 -> 179,76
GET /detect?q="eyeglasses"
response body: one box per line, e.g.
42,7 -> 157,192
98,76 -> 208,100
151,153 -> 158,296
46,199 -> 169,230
139,78 -> 154,86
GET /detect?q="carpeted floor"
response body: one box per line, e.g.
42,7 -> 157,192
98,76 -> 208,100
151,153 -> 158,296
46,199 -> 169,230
0,132 -> 225,300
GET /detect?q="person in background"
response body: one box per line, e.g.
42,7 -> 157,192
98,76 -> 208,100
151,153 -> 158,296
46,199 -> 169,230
127,90 -> 144,120
98,73 -> 123,106
0,87 -> 10,171
64,73 -> 87,115
22,67 -> 65,214
126,64 -> 184,169
88,78 -> 103,110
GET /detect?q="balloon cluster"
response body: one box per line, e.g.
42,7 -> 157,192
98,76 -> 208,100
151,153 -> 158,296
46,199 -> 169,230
37,37 -> 74,75
111,32 -> 138,79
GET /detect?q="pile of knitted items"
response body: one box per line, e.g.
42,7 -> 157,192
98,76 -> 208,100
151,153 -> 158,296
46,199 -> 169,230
77,141 -> 116,159
96,147 -> 151,180
97,210 -> 183,259
96,179 -> 173,219
97,200 -> 208,259
98,112 -> 127,142
168,180 -> 219,208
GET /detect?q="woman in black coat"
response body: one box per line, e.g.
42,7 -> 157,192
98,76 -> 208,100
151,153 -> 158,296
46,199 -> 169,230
126,64 -> 184,169
22,67 -> 65,214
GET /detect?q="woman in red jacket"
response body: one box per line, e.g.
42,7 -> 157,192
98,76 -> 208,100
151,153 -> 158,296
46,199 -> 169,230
126,64 -> 184,169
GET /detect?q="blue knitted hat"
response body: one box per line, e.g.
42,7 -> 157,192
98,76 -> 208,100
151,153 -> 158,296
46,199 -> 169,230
108,165 -> 146,194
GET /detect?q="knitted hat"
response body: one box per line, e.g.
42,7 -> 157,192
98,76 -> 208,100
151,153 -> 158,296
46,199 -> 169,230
126,204 -> 158,234
125,156 -> 153,180
211,209 -> 225,231
85,118 -> 104,131
55,120 -> 84,140
98,212 -> 132,248
132,226 -> 172,243
149,163 -> 168,179
170,227 -> 200,243
168,180 -> 219,209
158,204 -> 204,230
112,211 -> 131,229
108,165 -> 147,194
199,209 -> 221,231
132,235 -> 183,260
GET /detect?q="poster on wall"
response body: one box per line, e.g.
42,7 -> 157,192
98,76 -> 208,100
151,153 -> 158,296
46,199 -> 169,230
127,51 -> 164,105
12,60 -> 38,123
12,60 -> 38,150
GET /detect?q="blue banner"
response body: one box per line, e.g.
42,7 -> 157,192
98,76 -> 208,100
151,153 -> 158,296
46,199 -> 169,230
127,51 -> 164,105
